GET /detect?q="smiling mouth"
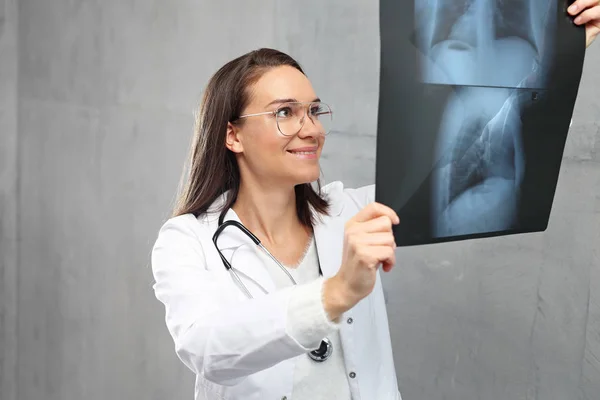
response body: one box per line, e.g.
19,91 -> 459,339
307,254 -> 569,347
287,150 -> 317,155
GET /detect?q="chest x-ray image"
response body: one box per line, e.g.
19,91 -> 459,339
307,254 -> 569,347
375,0 -> 586,246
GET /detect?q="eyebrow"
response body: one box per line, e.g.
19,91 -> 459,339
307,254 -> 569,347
265,97 -> 321,107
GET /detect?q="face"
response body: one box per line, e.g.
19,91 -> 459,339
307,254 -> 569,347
226,66 -> 327,188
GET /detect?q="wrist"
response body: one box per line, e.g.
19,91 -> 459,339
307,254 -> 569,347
322,275 -> 354,322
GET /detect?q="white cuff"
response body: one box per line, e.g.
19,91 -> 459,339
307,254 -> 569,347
286,277 -> 341,350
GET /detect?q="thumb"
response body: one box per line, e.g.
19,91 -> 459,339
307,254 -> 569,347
587,23 -> 600,48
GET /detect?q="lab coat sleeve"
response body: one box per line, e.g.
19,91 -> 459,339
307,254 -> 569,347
151,218 -> 338,386
286,277 -> 341,348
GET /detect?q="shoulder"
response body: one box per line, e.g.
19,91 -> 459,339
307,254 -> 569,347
155,213 -> 203,236
320,181 -> 375,215
152,213 -> 210,255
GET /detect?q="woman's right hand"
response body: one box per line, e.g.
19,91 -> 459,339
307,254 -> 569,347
323,202 -> 400,321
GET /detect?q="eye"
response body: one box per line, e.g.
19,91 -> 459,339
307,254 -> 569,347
275,107 -> 293,118
310,104 -> 327,117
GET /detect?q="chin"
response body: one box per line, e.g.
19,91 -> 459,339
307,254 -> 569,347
290,168 -> 321,186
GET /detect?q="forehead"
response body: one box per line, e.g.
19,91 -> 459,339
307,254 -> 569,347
249,66 -> 318,107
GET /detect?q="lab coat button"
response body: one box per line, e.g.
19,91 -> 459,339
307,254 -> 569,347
281,397 -> 287,400
347,317 -> 353,324
349,372 -> 356,378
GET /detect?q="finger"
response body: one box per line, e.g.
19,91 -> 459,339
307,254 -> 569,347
351,202 -> 399,225
381,249 -> 398,272
358,215 -> 395,234
358,232 -> 396,247
568,0 -> 599,16
378,247 -> 396,269
361,245 -> 396,267
574,5 -> 600,25
381,261 -> 395,273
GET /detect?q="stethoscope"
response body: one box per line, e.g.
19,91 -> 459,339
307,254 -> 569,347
212,212 -> 333,363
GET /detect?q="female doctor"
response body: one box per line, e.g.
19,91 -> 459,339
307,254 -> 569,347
151,6 -> 599,398
151,47 -> 400,400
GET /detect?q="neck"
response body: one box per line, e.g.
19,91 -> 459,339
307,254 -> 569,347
232,178 -> 307,246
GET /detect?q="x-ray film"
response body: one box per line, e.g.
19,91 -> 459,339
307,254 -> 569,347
376,0 -> 586,246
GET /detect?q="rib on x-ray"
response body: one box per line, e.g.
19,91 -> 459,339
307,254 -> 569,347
375,0 -> 586,246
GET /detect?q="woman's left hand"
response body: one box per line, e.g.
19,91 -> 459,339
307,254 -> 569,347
569,0 -> 600,48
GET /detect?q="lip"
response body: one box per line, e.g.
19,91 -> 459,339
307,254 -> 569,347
287,146 -> 319,160
287,146 -> 319,153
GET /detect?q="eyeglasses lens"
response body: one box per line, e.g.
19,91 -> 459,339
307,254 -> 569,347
275,102 -> 333,136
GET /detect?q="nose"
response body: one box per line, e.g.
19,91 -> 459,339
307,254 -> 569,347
296,116 -> 322,138
297,108 -> 327,139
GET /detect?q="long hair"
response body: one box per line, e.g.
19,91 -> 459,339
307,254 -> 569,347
172,48 -> 330,226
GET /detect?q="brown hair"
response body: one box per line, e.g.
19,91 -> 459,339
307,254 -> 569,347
172,48 -> 330,226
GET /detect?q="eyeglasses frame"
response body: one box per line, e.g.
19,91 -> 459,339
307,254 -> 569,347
232,101 -> 333,137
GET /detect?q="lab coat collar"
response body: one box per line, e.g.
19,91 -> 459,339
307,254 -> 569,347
206,185 -> 344,250
311,208 -> 345,279
204,191 -> 249,252
206,185 -> 346,281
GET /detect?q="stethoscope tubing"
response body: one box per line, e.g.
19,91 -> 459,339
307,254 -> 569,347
212,219 -> 298,299
212,214 -> 332,363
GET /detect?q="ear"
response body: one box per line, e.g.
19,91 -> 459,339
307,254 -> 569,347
225,122 -> 244,153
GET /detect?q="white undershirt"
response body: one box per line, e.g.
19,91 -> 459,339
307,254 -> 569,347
258,237 -> 352,400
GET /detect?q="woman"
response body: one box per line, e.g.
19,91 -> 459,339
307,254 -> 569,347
152,47 -> 400,400
151,5 -> 599,398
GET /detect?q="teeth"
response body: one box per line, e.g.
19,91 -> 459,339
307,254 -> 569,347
290,151 -> 316,155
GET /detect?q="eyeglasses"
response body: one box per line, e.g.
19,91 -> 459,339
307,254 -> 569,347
235,101 -> 333,137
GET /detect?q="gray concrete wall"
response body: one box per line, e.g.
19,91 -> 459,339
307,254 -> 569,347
0,1 -> 18,400
572,50 -> 600,400
3,1 -> 600,399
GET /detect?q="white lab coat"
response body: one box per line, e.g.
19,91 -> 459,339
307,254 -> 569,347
151,181 -> 402,400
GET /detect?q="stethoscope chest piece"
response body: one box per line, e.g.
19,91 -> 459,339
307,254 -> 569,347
308,338 -> 332,362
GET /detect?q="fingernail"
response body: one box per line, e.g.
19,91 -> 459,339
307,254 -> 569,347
569,4 -> 577,13
575,16 -> 582,24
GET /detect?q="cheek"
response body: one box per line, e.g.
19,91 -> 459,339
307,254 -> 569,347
319,136 -> 326,152
244,130 -> 288,166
